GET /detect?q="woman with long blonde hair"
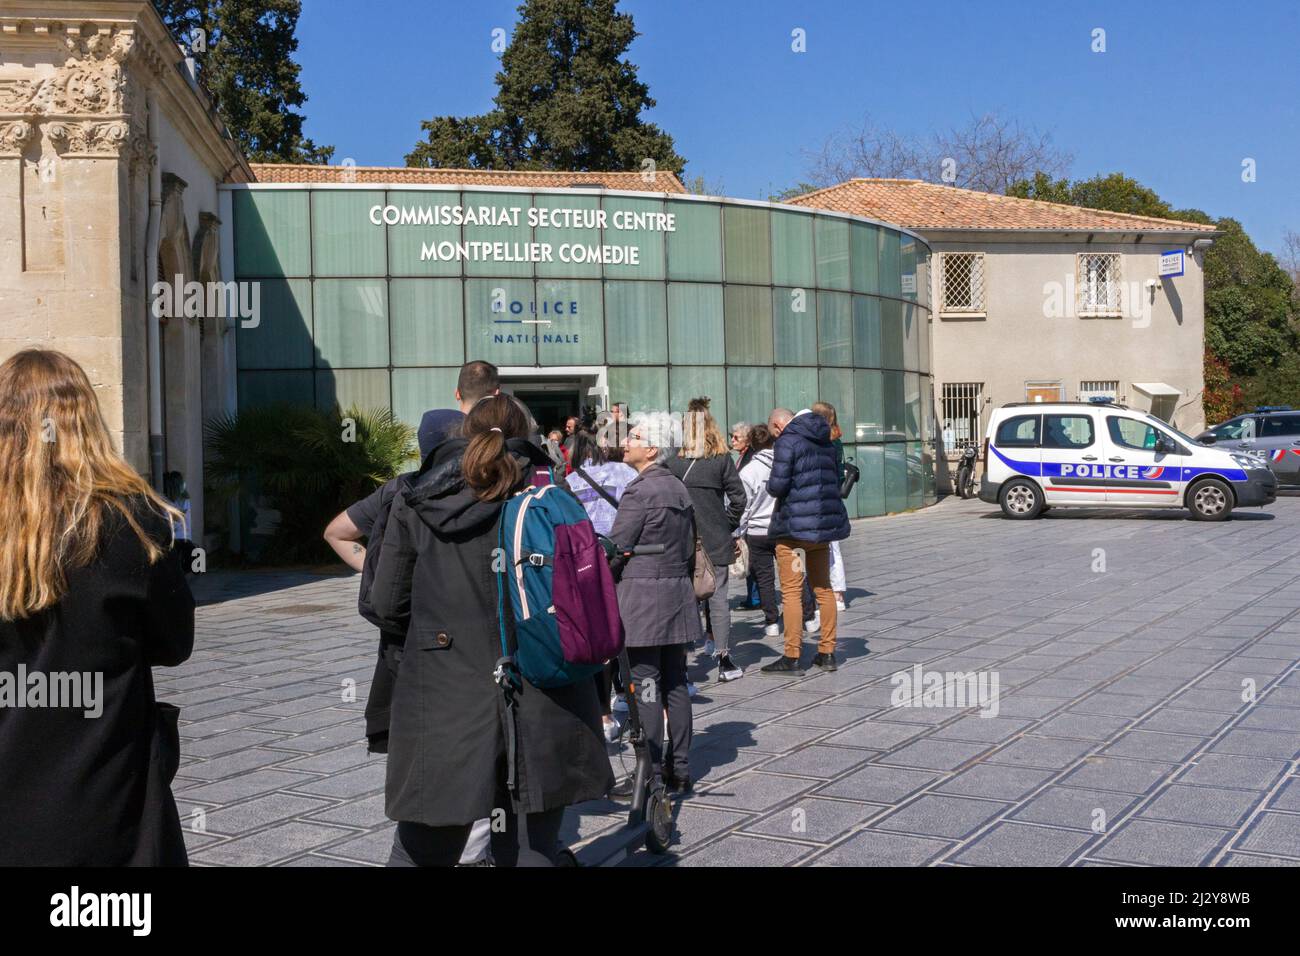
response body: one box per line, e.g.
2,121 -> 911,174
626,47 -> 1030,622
0,349 -> 194,866
667,397 -> 747,683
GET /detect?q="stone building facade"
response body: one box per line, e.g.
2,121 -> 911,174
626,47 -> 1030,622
0,0 -> 251,544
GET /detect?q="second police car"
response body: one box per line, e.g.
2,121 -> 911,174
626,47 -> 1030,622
978,398 -> 1277,521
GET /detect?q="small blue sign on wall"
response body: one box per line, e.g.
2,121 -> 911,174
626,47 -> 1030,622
1158,250 -> 1185,278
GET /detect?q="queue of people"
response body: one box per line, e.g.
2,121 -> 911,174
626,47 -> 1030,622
0,347 -> 854,868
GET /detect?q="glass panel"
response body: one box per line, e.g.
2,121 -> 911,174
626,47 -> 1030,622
907,440 -> 924,509
879,229 -> 902,297
771,211 -> 815,287
775,367 -> 818,415
670,366 -> 726,428
723,206 -> 771,285
882,370 -> 906,441
387,189 -> 462,277
668,282 -> 724,364
533,193 -> 602,278
666,200 -> 722,281
853,369 -> 884,443
884,441 -> 908,513
465,277 -> 537,365
773,287 -> 817,365
605,281 -> 667,365
603,195 -> 666,280
238,370 -> 313,410
917,295 -> 931,373
850,221 -> 880,294
920,375 -> 935,444
817,291 -> 852,366
900,234 -> 919,302
536,278 -> 603,365
724,285 -> 773,365
463,191 -> 533,278
234,190 -> 310,277
880,297 -> 904,370
916,247 -> 931,310
852,295 -> 881,369
854,444 -> 885,517
390,279 -> 464,367
903,301 -> 921,371
727,367 -> 774,432
815,217 -> 850,290
391,367 -> 461,431
313,279 -> 389,368
236,278 -> 313,369
905,372 -> 922,440
315,368 -> 391,413
311,190 -> 386,276
608,366 -> 669,417
817,368 -> 855,442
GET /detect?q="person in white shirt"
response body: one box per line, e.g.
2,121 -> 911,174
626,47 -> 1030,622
735,424 -> 782,637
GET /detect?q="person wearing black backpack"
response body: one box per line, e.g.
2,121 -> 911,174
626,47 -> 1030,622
368,394 -> 613,867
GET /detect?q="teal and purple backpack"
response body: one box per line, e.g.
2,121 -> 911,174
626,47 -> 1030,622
495,483 -> 623,688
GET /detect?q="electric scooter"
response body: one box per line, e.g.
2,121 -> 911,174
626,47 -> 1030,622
561,539 -> 674,865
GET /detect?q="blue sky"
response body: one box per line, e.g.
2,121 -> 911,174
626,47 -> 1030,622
295,0 -> 1298,256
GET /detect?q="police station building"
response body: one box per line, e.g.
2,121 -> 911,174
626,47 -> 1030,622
229,164 -> 939,520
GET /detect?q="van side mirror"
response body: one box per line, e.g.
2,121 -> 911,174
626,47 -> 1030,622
1195,431 -> 1215,444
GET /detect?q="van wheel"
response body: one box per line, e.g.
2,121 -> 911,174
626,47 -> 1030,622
1188,478 -> 1234,521
1000,479 -> 1044,519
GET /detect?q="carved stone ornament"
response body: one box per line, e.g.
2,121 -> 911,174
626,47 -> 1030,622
0,22 -> 146,156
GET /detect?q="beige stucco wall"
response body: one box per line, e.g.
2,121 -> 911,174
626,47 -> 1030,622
927,236 -> 1209,441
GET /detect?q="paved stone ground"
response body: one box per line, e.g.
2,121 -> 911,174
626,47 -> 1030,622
167,495 -> 1300,866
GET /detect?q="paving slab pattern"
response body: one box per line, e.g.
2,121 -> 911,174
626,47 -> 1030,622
168,496 -> 1300,866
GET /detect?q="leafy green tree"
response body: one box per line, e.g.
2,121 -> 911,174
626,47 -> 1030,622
1008,172 -> 1298,413
153,0 -> 332,164
406,0 -> 683,174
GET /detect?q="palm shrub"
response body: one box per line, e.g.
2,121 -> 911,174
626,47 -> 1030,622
205,404 -> 417,562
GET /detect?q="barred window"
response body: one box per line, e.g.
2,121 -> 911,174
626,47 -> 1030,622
1077,253 -> 1122,315
940,381 -> 983,452
940,253 -> 985,313
1079,380 -> 1120,402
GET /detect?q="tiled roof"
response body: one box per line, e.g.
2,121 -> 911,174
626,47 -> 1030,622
249,164 -> 686,192
788,179 -> 1217,233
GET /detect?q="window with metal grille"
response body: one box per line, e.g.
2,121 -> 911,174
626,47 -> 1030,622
1077,253 -> 1122,315
940,382 -> 983,453
940,253 -> 985,313
1079,380 -> 1120,402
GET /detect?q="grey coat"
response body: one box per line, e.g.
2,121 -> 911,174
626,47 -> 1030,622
608,463 -> 704,648
666,453 -> 746,565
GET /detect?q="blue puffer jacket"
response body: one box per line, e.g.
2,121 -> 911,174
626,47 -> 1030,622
767,411 -> 850,542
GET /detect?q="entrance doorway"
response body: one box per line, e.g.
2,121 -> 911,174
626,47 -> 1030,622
500,369 -> 605,436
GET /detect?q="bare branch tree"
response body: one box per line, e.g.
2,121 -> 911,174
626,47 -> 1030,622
803,111 -> 1073,195
1282,230 -> 1300,306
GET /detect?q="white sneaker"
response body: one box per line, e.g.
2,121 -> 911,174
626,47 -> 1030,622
764,622 -> 780,637
804,611 -> 821,634
687,682 -> 698,698
602,715 -> 622,743
703,637 -> 716,657
718,654 -> 744,682
612,693 -> 629,714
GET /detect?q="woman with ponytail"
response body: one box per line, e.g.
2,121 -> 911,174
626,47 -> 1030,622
0,350 -> 194,866
370,393 -> 613,866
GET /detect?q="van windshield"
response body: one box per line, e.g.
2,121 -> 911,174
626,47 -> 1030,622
1148,416 -> 1204,446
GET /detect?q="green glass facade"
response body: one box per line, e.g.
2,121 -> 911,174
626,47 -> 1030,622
230,186 -> 936,515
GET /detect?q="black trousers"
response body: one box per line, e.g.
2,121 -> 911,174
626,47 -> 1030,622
627,643 -> 692,782
746,533 -> 780,625
387,806 -> 565,867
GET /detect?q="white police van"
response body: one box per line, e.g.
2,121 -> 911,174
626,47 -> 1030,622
979,399 -> 1277,521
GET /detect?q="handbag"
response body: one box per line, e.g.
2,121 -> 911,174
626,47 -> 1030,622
729,536 -> 749,577
840,458 -> 860,499
682,460 -> 718,600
